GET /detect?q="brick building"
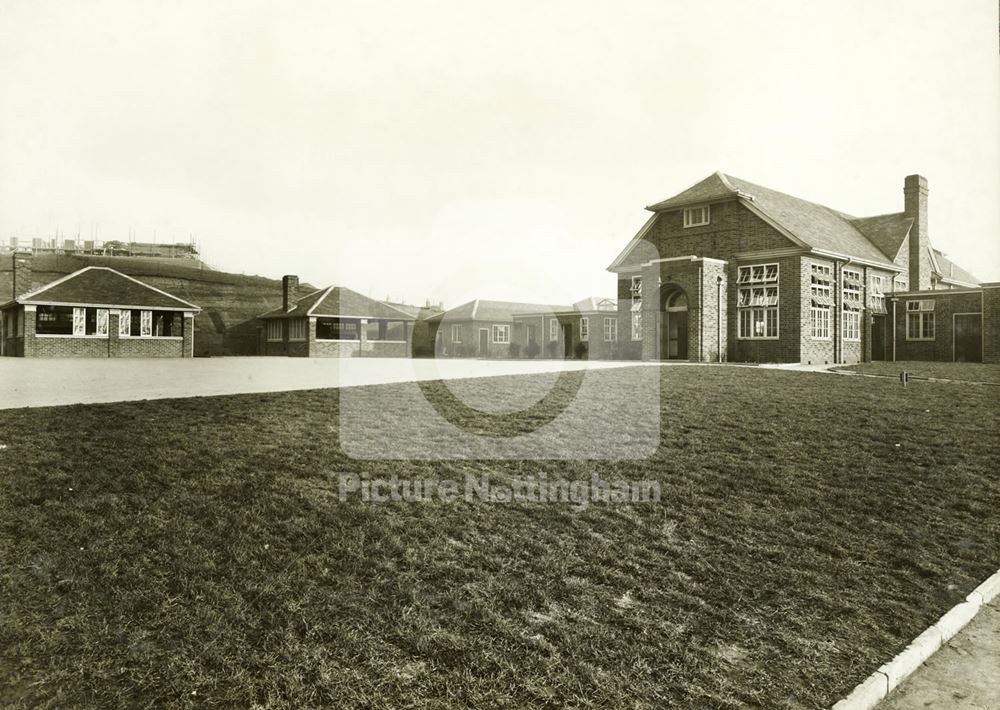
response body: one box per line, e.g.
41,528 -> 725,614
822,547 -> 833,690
429,300 -> 570,358
512,297 -> 621,360
608,172 -> 994,364
257,276 -> 415,357
0,256 -> 199,357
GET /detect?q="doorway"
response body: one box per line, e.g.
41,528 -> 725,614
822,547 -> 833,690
953,313 -> 982,362
478,328 -> 489,357
562,323 -> 573,358
871,315 -> 887,361
660,288 -> 689,360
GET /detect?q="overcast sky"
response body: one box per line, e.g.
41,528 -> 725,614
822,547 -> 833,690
1,0 -> 998,307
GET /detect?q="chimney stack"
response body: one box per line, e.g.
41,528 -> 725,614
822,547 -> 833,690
282,275 -> 299,311
12,251 -> 33,300
904,174 -> 931,291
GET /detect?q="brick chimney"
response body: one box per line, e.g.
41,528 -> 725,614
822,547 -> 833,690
282,275 -> 299,311
904,174 -> 931,291
12,251 -> 33,300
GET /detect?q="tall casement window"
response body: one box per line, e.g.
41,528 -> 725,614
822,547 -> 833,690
492,324 -> 510,344
869,274 -> 887,314
288,318 -> 307,341
580,317 -> 589,341
810,306 -> 831,339
737,263 -> 779,339
266,320 -> 283,341
630,276 -> 642,340
603,317 -> 617,342
451,324 -> 462,343
906,300 -> 935,340
809,263 -> 832,340
842,269 -> 863,341
683,205 -> 710,228
549,318 -> 559,341
120,310 -> 133,337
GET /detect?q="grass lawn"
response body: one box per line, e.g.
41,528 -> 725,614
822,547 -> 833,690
834,361 -> 1000,385
1,367 -> 998,709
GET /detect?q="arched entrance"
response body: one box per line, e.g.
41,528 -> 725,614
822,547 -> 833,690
659,287 -> 688,360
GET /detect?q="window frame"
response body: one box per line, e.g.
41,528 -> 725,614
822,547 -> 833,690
810,306 -> 831,340
549,318 -> 559,342
450,323 -> 462,343
580,317 -> 588,341
491,324 -> 510,344
603,317 -> 617,342
266,319 -> 283,342
288,318 -> 307,342
905,300 -> 936,341
682,205 -> 711,228
737,262 -> 779,340
843,310 -> 861,342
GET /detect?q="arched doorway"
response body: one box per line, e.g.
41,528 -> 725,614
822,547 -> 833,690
660,287 -> 688,360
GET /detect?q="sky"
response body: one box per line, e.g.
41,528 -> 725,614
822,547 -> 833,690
1,0 -> 998,307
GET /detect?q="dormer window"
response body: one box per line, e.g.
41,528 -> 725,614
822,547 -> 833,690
683,205 -> 710,228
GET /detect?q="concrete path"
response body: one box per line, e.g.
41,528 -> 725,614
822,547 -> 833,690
880,600 -> 1000,709
0,357 -> 654,409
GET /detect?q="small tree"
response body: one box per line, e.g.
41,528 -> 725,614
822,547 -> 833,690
525,340 -> 540,359
508,342 -> 521,359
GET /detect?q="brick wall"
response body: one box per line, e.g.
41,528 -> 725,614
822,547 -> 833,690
10,307 -> 192,358
730,256 -> 801,363
313,340 -> 362,357
984,286 -> 1000,364
893,291 -> 982,362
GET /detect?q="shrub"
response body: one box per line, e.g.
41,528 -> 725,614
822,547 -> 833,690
525,341 -> 540,359
574,341 -> 589,360
508,343 -> 521,359
545,341 -> 560,358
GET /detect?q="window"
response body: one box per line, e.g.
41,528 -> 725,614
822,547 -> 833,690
737,263 -> 779,339
870,274 -> 887,314
316,318 -> 359,340
906,300 -> 935,340
550,319 -> 558,341
266,320 -> 283,341
737,263 -> 779,284
843,310 -> 861,341
36,306 -> 111,336
683,205 -> 710,228
842,269 -> 863,310
810,263 -> 833,299
288,318 -> 306,341
810,306 -> 831,339
96,309 -> 109,336
580,317 -> 589,341
120,310 -> 134,337
492,324 -> 510,344
451,323 -> 462,343
72,307 -> 86,335
630,276 -> 642,340
151,311 -> 176,337
36,305 -> 74,335
603,317 -> 617,342
140,310 -> 152,337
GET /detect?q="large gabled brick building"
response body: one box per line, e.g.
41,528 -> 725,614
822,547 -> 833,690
608,172 -> 996,364
0,256 -> 200,357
